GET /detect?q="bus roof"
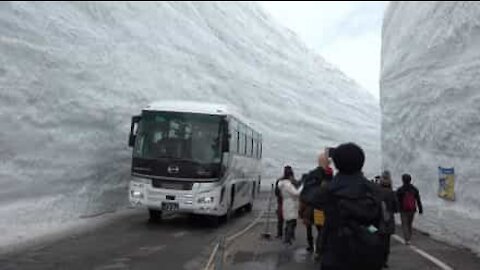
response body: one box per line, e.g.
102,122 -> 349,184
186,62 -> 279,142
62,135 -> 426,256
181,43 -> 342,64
143,101 -> 260,135
144,101 -> 231,116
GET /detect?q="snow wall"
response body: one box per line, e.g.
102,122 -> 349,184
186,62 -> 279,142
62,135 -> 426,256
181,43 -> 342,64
0,1 -> 380,247
381,1 -> 480,254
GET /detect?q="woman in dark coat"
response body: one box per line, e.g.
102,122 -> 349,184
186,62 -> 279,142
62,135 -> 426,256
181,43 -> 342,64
379,173 -> 399,268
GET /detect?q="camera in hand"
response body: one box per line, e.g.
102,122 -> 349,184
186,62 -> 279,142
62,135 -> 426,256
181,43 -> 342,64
326,147 -> 336,158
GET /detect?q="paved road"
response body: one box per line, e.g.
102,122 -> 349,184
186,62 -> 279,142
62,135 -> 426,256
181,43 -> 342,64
225,218 -> 480,270
0,195 -> 269,270
2,191 -> 479,270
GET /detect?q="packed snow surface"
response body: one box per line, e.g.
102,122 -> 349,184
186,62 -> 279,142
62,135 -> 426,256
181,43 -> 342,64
0,1 -> 380,248
381,1 -> 480,254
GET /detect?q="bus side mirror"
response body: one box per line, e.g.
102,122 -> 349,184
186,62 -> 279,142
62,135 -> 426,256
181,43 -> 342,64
129,115 -> 141,147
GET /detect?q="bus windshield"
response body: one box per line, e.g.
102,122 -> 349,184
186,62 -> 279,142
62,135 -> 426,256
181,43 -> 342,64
133,111 -> 223,164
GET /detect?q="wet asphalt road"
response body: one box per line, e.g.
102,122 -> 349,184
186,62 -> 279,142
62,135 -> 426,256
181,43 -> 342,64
0,196 -> 268,270
2,191 -> 480,270
225,219 -> 480,270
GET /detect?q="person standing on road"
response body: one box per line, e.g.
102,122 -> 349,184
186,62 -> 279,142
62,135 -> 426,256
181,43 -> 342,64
378,174 -> 399,268
299,152 -> 333,257
317,143 -> 385,270
277,166 -> 303,245
274,174 -> 284,239
397,173 -> 423,245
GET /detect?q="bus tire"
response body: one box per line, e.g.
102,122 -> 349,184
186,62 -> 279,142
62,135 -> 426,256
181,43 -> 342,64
245,202 -> 253,213
222,184 -> 235,222
148,209 -> 163,222
209,215 -> 221,227
221,204 -> 233,223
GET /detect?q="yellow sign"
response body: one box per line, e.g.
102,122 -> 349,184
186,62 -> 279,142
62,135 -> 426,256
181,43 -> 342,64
438,167 -> 455,201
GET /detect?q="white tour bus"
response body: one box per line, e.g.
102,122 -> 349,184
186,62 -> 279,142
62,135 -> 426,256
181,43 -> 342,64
128,101 -> 262,224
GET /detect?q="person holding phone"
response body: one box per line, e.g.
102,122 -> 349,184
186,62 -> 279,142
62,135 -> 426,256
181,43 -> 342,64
299,151 -> 333,257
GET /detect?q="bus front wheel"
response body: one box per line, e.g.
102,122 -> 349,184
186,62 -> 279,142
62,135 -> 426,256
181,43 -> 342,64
149,209 -> 163,222
245,202 -> 253,213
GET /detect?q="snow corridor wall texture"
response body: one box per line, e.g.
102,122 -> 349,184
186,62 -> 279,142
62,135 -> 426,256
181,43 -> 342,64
0,2 -> 379,246
381,1 -> 480,254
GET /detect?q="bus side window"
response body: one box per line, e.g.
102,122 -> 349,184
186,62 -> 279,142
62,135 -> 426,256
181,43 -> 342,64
239,132 -> 245,156
260,142 -> 262,158
230,129 -> 237,154
236,131 -> 240,153
251,138 -> 254,157
244,133 -> 248,155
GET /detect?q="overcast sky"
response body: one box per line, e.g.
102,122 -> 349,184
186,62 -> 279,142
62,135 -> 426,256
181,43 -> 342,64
259,1 -> 388,99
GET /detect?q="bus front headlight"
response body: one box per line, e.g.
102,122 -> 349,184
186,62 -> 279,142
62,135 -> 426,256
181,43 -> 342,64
131,190 -> 144,199
198,196 -> 214,204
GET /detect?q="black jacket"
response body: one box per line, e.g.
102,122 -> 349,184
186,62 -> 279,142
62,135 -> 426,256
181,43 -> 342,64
396,184 -> 423,213
300,166 -> 332,209
299,167 -> 331,222
379,187 -> 399,234
321,173 -> 384,270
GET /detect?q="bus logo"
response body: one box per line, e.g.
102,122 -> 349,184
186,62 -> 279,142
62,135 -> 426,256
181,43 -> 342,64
167,165 -> 180,174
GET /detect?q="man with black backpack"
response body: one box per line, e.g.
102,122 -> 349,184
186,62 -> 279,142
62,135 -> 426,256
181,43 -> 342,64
312,143 -> 385,270
299,153 -> 333,257
396,173 -> 423,245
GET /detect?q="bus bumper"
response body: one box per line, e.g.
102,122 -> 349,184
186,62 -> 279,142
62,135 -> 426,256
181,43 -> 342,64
129,184 -> 225,216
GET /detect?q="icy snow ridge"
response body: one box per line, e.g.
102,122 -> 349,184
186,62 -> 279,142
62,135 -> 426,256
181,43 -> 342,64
0,1 -> 380,247
381,1 -> 480,255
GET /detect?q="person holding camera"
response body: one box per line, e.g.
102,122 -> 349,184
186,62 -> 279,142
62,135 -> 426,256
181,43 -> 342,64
299,150 -> 333,257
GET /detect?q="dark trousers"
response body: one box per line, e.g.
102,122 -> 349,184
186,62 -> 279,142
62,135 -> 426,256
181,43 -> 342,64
277,216 -> 284,237
400,212 -> 415,241
284,219 -> 297,244
306,224 -> 323,253
383,234 -> 391,264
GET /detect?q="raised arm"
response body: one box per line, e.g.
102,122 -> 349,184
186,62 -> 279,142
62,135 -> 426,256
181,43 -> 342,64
282,181 -> 303,197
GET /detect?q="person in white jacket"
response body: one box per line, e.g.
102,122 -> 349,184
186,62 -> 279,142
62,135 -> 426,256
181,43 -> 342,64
277,166 -> 303,245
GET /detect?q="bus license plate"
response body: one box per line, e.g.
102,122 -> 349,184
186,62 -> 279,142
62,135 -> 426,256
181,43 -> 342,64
162,202 -> 179,212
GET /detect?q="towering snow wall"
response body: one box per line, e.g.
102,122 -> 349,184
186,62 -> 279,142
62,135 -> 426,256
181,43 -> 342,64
0,2 -> 380,246
382,1 -> 480,254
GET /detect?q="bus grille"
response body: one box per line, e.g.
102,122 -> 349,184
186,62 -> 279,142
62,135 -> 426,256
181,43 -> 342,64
152,180 -> 193,190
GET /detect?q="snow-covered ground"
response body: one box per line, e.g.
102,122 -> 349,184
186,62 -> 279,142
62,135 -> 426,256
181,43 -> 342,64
0,2 -> 380,249
382,1 -> 480,255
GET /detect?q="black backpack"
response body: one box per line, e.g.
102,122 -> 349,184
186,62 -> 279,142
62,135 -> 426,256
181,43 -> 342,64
300,168 -> 326,206
334,183 -> 385,270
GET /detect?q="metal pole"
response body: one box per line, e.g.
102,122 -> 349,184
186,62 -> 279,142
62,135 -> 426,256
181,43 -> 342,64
214,236 -> 225,270
261,183 -> 274,239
